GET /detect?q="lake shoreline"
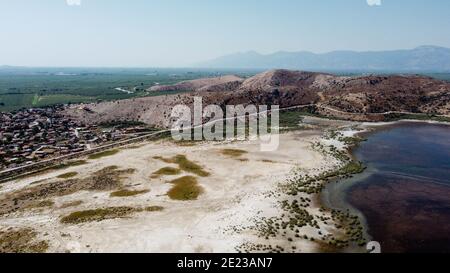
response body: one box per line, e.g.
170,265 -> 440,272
320,119 -> 450,253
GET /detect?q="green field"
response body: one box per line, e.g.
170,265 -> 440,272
0,67 -> 259,112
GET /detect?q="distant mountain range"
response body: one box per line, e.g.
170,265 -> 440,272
197,46 -> 450,72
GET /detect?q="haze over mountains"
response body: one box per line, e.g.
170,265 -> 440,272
198,46 -> 450,72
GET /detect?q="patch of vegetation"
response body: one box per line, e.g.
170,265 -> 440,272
167,176 -> 204,201
280,160 -> 365,197
339,136 -> 367,147
221,149 -> 248,158
325,131 -> 367,147
102,165 -> 119,171
320,209 -> 367,248
50,160 -> 88,170
60,200 -> 83,209
122,144 -> 145,150
145,206 -> 164,212
278,109 -> 309,131
0,166 -> 135,216
174,155 -> 210,177
110,189 -> 149,197
172,141 -> 198,147
57,172 -> 78,179
85,166 -> 135,191
338,161 -> 366,176
261,159 -> 276,163
254,207 -> 317,241
60,207 -> 138,224
88,150 -> 120,160
33,200 -> 55,208
0,93 -> 37,112
0,228 -> 49,253
236,242 -> 286,253
152,167 -> 181,177
154,155 -> 210,177
60,205 -> 163,224
23,200 -> 55,211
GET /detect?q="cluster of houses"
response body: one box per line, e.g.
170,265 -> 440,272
0,106 -> 152,170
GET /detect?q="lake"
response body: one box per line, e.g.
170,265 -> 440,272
323,122 -> 450,253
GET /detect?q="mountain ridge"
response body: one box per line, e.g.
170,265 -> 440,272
198,46 -> 450,72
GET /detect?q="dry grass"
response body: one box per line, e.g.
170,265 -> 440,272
84,166 -> 135,191
167,176 -> 204,201
60,205 -> 164,224
173,141 -> 198,147
122,144 -> 145,150
21,200 -> 55,212
60,207 -> 138,224
152,167 -> 181,177
152,156 -> 167,162
261,159 -> 276,163
145,206 -> 164,212
154,155 -> 210,177
221,149 -> 248,158
0,228 -> 49,253
60,200 -> 83,209
0,166 -> 135,216
88,149 -> 120,160
33,200 -> 54,208
49,160 -> 88,170
110,189 -> 149,197
57,172 -> 78,179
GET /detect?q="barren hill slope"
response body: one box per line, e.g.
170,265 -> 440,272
149,75 -> 243,92
64,70 -> 450,127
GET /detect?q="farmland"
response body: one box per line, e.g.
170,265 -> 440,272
0,67 -> 260,112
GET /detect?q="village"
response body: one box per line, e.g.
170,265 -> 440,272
0,106 -> 154,170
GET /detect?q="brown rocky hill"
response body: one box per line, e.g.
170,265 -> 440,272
149,75 -> 244,92
63,70 -> 450,127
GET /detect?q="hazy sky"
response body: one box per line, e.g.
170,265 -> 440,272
1,0 -> 449,67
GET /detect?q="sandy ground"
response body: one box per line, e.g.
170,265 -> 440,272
0,127 -> 352,253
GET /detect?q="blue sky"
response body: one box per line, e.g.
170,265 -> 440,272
0,0 -> 449,67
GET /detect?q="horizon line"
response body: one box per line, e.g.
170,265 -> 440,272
2,44 -> 450,69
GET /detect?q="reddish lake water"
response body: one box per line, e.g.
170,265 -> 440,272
325,122 -> 450,253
